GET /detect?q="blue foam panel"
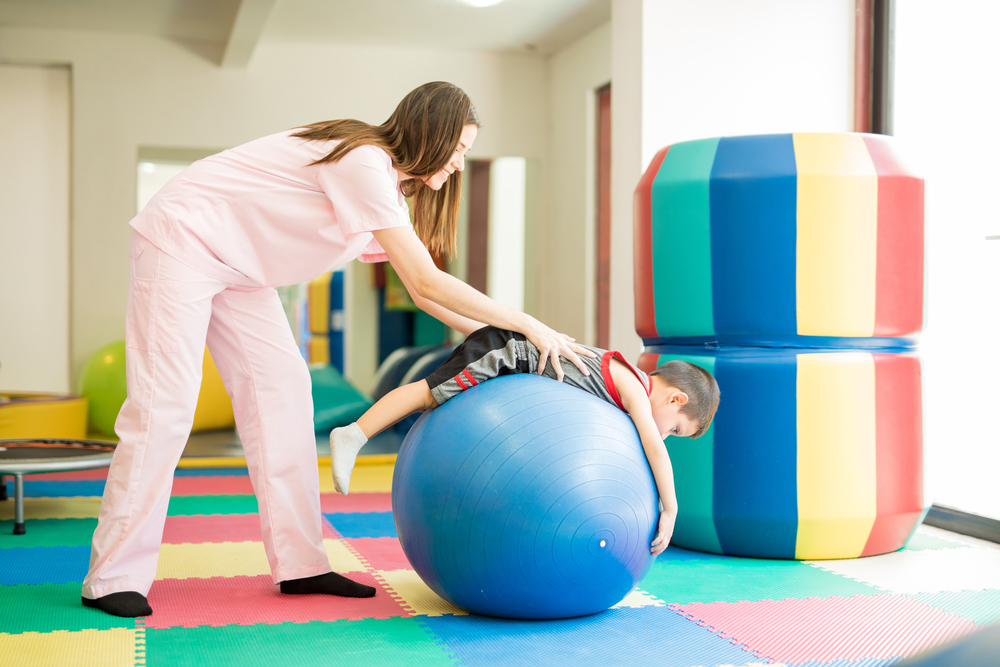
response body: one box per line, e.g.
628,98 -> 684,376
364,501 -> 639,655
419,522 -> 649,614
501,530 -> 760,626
710,133 -> 798,335
421,605 -> 763,667
323,512 -> 398,538
0,545 -> 90,585
20,480 -> 105,497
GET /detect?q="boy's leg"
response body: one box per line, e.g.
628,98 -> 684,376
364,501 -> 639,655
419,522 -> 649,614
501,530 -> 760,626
331,381 -> 435,495
82,234 -> 220,615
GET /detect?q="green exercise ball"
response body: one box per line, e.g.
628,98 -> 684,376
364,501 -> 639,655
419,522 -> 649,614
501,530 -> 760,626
78,340 -> 128,436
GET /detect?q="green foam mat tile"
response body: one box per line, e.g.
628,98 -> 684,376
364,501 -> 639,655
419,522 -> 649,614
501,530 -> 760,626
639,558 -> 885,605
907,589 -> 1000,625
0,519 -> 98,549
167,495 -> 259,516
0,583 -> 135,634
144,618 -> 458,667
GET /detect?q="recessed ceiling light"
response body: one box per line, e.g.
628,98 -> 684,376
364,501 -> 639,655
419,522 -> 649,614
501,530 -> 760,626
458,0 -> 505,7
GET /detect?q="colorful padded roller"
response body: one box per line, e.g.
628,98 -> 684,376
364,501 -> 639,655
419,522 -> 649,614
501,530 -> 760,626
639,346 -> 927,560
634,133 -> 924,348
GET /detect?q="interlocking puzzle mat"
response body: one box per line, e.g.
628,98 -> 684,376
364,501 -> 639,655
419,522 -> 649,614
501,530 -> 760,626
2,461 -> 999,667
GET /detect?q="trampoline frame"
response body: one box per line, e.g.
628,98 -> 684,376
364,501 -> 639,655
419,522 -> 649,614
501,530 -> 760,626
0,439 -> 115,535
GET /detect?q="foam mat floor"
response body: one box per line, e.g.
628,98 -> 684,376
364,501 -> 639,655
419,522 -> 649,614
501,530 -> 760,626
2,461 -> 999,666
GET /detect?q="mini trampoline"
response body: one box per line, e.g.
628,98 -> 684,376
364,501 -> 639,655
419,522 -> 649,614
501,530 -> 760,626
0,439 -> 115,535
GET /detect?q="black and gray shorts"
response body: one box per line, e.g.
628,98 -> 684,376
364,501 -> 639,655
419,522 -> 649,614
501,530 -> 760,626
424,326 -> 537,405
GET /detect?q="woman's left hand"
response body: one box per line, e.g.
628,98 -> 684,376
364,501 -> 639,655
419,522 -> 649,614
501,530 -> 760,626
521,316 -> 597,382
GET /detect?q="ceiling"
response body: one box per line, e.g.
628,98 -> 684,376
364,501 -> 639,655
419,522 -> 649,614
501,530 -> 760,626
0,0 -> 611,65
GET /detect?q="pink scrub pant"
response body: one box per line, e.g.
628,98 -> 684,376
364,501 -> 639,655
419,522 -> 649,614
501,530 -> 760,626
82,232 -> 331,599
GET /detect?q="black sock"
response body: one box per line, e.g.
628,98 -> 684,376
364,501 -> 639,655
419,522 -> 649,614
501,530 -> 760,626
81,592 -> 152,617
280,572 -> 376,598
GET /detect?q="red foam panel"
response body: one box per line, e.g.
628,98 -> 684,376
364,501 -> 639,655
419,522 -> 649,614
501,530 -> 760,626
676,594 -> 979,663
162,514 -> 339,544
320,492 -> 393,514
170,476 -> 256,496
144,573 -> 410,628
347,538 -> 412,571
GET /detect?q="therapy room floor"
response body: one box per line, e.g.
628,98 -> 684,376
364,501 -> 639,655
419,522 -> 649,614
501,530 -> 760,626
2,452 -> 1000,667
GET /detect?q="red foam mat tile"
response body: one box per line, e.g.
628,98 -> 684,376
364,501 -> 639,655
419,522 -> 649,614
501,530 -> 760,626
320,492 -> 393,514
170,476 -> 255,496
29,468 -> 110,481
162,514 -> 338,544
675,593 -> 981,663
144,573 -> 411,628
347,537 -> 412,571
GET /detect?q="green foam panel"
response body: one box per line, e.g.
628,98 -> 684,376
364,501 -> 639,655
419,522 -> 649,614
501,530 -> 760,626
167,494 -> 259,516
145,617 -> 457,667
639,558 -> 885,605
0,582 -> 134,634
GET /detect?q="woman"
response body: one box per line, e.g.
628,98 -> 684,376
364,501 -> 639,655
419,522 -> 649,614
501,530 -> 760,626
81,82 -> 593,617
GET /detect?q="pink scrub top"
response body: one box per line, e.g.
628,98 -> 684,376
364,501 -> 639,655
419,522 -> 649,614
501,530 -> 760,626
130,130 -> 413,287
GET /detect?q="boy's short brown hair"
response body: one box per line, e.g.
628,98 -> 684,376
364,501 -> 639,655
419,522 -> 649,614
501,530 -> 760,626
649,360 -> 720,439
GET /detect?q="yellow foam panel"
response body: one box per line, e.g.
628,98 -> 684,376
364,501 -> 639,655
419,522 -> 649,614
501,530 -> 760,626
0,628 -> 137,667
0,393 -> 88,439
191,348 -> 235,433
376,569 -> 466,616
0,497 -> 102,521
317,462 -> 394,494
155,539 -> 365,580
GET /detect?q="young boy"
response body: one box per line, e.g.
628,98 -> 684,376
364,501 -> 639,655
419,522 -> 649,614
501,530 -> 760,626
331,326 -> 720,556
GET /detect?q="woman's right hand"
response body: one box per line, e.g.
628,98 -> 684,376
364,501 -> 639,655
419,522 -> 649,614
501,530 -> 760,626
520,315 -> 597,382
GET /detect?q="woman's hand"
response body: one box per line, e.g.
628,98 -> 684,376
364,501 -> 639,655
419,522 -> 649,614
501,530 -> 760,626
520,315 -> 597,381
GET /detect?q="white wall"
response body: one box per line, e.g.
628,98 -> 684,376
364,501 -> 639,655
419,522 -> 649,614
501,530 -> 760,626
0,65 -> 71,392
0,27 -> 547,389
610,0 -> 855,359
895,0 -> 1000,520
544,21 -> 612,344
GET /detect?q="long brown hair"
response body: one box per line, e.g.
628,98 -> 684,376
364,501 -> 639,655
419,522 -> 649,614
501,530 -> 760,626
293,82 -> 479,258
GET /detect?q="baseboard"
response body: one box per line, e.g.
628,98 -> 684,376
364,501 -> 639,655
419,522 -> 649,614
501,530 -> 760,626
924,504 -> 1000,544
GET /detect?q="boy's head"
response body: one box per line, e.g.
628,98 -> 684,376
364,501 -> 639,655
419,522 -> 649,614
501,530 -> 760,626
648,361 -> 720,439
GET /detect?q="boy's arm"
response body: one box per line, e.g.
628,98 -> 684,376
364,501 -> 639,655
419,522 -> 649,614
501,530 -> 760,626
615,365 -> 678,556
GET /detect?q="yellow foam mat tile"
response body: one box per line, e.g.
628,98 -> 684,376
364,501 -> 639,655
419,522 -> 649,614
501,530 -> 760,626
155,539 -> 366,580
0,628 -> 136,667
0,497 -> 102,521
317,462 -> 393,493
376,569 -> 467,617
611,588 -> 667,609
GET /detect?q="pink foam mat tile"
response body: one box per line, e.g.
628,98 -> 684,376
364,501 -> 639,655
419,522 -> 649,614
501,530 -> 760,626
320,492 -> 393,514
144,572 -> 411,628
674,594 -> 981,664
170,476 -> 256,496
162,514 -> 338,544
346,537 -> 412,571
29,468 -> 110,481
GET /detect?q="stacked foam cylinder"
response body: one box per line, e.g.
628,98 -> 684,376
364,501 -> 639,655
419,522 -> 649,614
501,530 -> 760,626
634,133 -> 927,559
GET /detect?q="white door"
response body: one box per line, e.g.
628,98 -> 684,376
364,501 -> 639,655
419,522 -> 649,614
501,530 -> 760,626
0,65 -> 71,392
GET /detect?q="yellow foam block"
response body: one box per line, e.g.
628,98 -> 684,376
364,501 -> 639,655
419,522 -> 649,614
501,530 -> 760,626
611,589 -> 667,609
376,569 -> 466,616
0,497 -> 102,521
191,348 -> 235,433
0,628 -> 136,667
0,393 -> 88,439
155,539 -> 365,580
317,462 -> 394,493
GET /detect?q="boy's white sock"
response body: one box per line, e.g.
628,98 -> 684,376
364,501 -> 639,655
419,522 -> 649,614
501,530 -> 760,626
330,422 -> 368,495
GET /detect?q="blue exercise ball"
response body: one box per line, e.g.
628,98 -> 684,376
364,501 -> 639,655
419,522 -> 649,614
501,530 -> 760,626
392,374 -> 659,619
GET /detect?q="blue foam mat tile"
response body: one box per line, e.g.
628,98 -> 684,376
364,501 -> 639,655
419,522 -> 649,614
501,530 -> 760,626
174,467 -> 249,477
324,511 -> 398,538
420,605 -> 762,667
20,480 -> 105,497
0,545 -> 90,585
